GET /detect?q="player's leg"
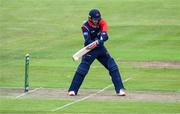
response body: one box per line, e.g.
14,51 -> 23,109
97,48 -> 125,96
107,57 -> 126,96
68,53 -> 95,95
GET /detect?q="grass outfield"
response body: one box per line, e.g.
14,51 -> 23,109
0,99 -> 179,114
0,0 -> 180,113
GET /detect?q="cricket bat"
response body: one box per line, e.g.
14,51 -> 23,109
72,40 -> 98,61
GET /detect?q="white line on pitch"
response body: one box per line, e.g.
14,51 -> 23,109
15,87 -> 42,99
51,77 -> 131,112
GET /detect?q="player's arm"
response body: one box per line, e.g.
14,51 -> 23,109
81,25 -> 94,46
98,19 -> 109,46
99,19 -> 109,41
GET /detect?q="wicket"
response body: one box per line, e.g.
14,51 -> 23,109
24,54 -> 29,92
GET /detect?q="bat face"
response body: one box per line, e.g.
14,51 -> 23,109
72,46 -> 91,61
86,42 -> 98,50
72,56 -> 79,61
72,40 -> 98,61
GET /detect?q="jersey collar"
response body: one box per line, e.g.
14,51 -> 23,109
88,19 -> 99,28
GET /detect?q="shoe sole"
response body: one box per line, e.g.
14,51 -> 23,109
68,91 -> 76,96
68,94 -> 76,96
117,93 -> 126,96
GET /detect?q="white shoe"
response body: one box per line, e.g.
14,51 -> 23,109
68,91 -> 76,96
117,89 -> 126,96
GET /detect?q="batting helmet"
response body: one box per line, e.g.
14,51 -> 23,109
89,9 -> 101,20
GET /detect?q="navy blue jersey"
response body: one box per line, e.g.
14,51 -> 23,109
81,19 -> 108,46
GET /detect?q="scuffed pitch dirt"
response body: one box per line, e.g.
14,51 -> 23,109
1,88 -> 180,102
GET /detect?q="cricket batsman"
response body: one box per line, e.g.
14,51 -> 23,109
68,8 -> 126,96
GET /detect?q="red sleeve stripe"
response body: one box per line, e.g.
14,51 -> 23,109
82,25 -> 90,32
99,19 -> 108,32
